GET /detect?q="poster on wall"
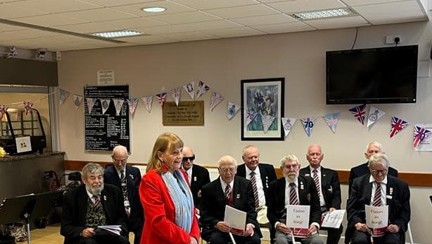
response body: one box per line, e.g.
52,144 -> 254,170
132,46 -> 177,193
84,85 -> 130,151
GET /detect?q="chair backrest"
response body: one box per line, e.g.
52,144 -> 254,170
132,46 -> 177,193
406,222 -> 414,244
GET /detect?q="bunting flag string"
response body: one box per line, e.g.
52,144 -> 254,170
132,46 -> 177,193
349,104 -> 367,125
48,84 -> 430,151
390,116 -> 409,138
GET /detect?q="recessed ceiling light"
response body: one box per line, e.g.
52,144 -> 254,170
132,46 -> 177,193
142,7 -> 166,13
91,30 -> 142,39
291,8 -> 358,20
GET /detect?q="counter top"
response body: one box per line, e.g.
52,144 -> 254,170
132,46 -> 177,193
0,151 -> 65,162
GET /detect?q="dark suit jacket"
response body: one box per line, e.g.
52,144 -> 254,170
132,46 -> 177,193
236,163 -> 277,204
299,166 -> 341,209
346,174 -> 410,243
188,164 -> 211,209
60,184 -> 128,244
267,175 -> 321,227
104,165 -> 143,233
200,176 -> 262,239
348,162 -> 398,195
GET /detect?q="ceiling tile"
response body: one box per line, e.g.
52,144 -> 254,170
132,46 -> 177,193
148,11 -> 220,24
59,8 -> 138,22
173,0 -> 259,10
9,0 -> 101,13
111,1 -> 195,17
206,4 -> 280,19
200,26 -> 265,38
231,14 -> 297,26
252,21 -> 315,34
305,16 -> 370,29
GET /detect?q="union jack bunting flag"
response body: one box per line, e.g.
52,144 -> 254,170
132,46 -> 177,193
390,116 -> 409,138
349,104 -> 366,125
156,92 -> 167,106
413,125 -> 431,147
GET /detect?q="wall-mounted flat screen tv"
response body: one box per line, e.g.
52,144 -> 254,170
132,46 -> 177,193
326,45 -> 418,104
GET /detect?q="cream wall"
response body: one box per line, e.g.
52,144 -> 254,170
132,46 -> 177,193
58,21 -> 432,243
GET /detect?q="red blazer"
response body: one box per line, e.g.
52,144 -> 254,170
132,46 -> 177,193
140,168 -> 200,244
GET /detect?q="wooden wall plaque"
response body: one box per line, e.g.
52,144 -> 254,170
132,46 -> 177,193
162,101 -> 204,126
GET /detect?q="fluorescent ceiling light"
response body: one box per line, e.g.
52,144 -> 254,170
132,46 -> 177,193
142,7 -> 166,13
91,30 -> 142,38
291,8 -> 357,20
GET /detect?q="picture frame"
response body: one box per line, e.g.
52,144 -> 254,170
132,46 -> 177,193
241,77 -> 285,141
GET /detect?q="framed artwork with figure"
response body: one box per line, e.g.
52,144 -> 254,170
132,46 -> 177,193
241,77 -> 285,141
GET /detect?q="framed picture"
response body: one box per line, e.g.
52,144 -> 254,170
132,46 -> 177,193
241,77 -> 285,140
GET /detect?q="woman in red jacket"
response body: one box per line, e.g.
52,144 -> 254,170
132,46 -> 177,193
139,132 -> 200,244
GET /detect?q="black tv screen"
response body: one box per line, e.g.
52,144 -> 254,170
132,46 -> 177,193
326,45 -> 418,104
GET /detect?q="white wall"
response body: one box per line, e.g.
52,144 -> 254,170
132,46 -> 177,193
57,21 -> 432,243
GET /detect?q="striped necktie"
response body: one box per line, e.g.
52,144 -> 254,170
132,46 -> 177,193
289,183 -> 299,205
312,169 -> 321,202
225,184 -> 232,205
250,171 -> 259,208
92,195 -> 100,206
373,182 -> 382,206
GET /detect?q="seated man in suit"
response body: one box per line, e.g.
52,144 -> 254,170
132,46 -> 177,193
181,146 -> 211,210
347,153 -> 410,244
236,144 -> 277,226
200,155 -> 262,244
300,144 -> 342,244
349,141 -> 398,195
267,154 -> 323,244
61,163 -> 129,244
104,145 -> 143,244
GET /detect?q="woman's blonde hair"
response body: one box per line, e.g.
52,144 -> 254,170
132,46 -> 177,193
146,132 -> 184,173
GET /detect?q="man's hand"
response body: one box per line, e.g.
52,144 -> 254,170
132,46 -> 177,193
308,224 -> 318,236
355,222 -> 369,233
215,221 -> 231,233
244,223 -> 255,236
81,227 -> 95,238
387,224 -> 400,233
276,222 -> 292,235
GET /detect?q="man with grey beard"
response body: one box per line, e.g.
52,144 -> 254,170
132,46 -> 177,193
61,163 -> 129,244
267,155 -> 323,244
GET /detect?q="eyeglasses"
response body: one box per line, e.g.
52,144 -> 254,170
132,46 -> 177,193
182,155 -> 195,162
371,169 -> 387,175
112,158 -> 127,164
283,164 -> 299,169
219,167 -> 236,173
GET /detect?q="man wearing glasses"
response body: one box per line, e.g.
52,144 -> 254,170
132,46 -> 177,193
348,141 -> 398,195
267,155 -> 323,244
181,146 -> 211,210
200,155 -> 262,244
104,145 -> 143,244
347,153 -> 410,244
